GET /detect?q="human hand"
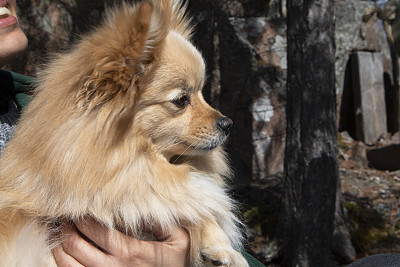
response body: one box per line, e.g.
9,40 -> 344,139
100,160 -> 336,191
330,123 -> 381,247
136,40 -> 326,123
53,218 -> 189,267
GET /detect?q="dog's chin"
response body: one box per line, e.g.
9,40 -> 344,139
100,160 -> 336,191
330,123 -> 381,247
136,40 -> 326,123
165,138 -> 225,164
166,149 -> 210,165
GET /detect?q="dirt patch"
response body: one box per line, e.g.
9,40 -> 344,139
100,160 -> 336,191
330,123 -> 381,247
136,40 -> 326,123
339,133 -> 400,258
239,132 -> 400,265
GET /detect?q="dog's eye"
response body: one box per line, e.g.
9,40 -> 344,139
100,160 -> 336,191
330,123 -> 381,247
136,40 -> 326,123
172,95 -> 190,108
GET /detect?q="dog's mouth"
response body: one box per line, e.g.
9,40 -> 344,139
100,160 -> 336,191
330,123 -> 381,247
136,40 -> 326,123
185,135 -> 226,151
169,154 -> 186,165
167,135 -> 226,165
190,139 -> 221,151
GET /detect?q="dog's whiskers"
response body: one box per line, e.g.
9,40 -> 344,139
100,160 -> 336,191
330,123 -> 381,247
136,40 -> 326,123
169,136 -> 207,164
158,138 -> 186,152
179,136 -> 209,163
171,140 -> 197,164
161,135 -> 220,165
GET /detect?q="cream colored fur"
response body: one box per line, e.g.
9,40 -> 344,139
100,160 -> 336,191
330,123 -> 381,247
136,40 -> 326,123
0,1 -> 248,266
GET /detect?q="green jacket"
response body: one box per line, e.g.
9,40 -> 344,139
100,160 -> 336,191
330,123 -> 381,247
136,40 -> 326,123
0,69 -> 265,267
0,69 -> 34,109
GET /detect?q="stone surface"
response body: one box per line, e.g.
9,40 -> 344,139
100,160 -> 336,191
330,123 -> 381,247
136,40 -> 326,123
226,16 -> 287,179
351,52 -> 388,144
335,1 -> 391,95
367,144 -> 400,171
192,1 -> 287,182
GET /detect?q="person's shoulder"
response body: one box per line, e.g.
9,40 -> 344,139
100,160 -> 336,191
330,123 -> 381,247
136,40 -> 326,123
0,70 -> 35,109
242,251 -> 266,267
0,69 -> 36,90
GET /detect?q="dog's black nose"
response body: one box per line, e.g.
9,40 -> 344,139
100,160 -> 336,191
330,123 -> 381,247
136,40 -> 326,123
217,117 -> 233,135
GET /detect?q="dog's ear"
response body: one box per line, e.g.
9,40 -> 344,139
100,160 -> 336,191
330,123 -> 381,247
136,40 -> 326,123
71,1 -> 192,144
69,1 -> 176,144
76,1 -> 169,112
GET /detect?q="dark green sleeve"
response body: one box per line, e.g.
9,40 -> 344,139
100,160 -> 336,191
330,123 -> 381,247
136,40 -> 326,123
243,251 -> 266,267
0,69 -> 35,109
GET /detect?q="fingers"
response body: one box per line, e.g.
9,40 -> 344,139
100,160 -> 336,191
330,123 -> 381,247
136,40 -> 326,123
59,222 -> 108,266
75,219 -> 189,257
75,218 -> 140,257
162,225 -> 190,247
169,225 -> 189,242
53,245 -> 83,267
56,219 -> 190,267
140,223 -> 189,244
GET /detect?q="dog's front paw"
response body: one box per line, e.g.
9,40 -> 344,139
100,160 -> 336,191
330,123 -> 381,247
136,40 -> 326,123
201,246 -> 249,267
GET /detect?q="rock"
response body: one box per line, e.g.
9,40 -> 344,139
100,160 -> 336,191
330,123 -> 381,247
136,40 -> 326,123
367,144 -> 400,170
212,3 -> 287,181
335,1 -> 391,95
336,1 -> 393,140
333,188 -> 357,264
351,142 -> 368,167
351,52 -> 388,145
332,224 -> 357,264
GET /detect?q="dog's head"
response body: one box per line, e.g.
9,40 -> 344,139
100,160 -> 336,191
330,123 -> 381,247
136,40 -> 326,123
137,30 -> 233,159
66,0 -> 233,160
0,0 -> 233,221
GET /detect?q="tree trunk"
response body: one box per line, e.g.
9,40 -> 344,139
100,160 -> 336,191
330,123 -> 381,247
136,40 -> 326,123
278,0 -> 338,266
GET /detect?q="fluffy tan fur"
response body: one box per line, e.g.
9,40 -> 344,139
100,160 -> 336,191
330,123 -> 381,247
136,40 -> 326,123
0,1 -> 248,266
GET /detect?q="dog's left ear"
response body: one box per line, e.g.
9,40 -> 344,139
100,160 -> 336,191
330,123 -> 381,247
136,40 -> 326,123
71,1 -> 176,144
76,1 -> 169,111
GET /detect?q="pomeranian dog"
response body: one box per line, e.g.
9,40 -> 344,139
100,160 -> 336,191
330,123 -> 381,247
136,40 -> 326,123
0,0 -> 248,266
